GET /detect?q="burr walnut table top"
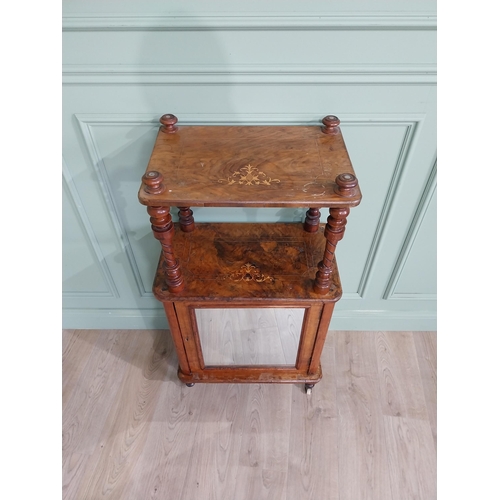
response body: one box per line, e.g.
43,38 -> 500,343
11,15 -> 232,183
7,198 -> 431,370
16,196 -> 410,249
153,222 -> 342,302
138,121 -> 361,208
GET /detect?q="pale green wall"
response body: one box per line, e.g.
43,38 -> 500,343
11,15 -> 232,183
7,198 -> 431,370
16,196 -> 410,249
62,0 -> 437,330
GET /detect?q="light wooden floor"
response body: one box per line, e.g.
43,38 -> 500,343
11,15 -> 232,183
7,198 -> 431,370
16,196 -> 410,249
62,329 -> 436,500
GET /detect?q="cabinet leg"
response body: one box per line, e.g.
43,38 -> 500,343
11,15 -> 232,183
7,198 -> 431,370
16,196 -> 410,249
185,383 -> 195,387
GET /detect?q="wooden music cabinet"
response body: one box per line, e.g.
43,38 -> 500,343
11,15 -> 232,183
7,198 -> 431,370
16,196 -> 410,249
138,114 -> 361,393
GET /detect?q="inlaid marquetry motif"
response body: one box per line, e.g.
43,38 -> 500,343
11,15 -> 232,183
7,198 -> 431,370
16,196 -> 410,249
218,263 -> 275,283
218,165 -> 280,186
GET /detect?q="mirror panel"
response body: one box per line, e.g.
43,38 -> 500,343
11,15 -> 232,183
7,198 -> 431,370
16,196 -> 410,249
195,308 -> 304,366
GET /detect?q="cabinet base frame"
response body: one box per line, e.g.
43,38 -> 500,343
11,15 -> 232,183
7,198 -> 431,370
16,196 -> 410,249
177,366 -> 322,385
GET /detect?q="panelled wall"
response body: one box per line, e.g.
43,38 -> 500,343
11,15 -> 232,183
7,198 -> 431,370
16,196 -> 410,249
62,1 -> 437,330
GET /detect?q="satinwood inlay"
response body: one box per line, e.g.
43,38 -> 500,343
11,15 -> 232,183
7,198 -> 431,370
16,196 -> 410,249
218,164 -> 280,186
223,263 -> 275,283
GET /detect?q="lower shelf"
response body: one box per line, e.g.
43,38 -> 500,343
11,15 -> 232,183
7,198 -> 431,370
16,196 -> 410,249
154,222 -> 342,302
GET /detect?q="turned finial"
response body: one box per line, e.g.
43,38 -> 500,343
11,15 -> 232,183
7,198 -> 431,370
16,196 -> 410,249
334,173 -> 358,197
321,115 -> 340,135
159,114 -> 178,134
142,171 -> 166,194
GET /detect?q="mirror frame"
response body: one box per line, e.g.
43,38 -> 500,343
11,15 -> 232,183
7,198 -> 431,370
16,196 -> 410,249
169,300 -> 327,382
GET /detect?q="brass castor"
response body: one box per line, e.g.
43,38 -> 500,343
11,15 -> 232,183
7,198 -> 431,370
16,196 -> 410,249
305,383 -> 315,395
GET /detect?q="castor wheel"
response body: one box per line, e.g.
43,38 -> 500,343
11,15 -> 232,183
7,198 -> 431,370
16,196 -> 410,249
305,383 -> 315,395
185,383 -> 195,387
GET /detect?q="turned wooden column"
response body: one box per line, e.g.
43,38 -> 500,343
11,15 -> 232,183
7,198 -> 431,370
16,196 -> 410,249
313,173 -> 358,294
178,207 -> 195,232
147,205 -> 184,292
304,208 -> 321,233
313,207 -> 350,294
142,171 -> 184,293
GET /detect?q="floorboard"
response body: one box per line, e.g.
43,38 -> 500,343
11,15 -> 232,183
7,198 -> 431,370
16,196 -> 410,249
62,329 -> 436,500
335,332 -> 392,500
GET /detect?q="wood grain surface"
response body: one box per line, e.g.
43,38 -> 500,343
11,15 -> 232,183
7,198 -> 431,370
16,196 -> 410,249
413,331 -> 437,449
335,331 -> 393,500
287,341 -> 338,500
138,124 -> 361,208
153,222 -> 342,302
63,329 -> 436,500
375,332 -> 428,419
62,329 -> 100,409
